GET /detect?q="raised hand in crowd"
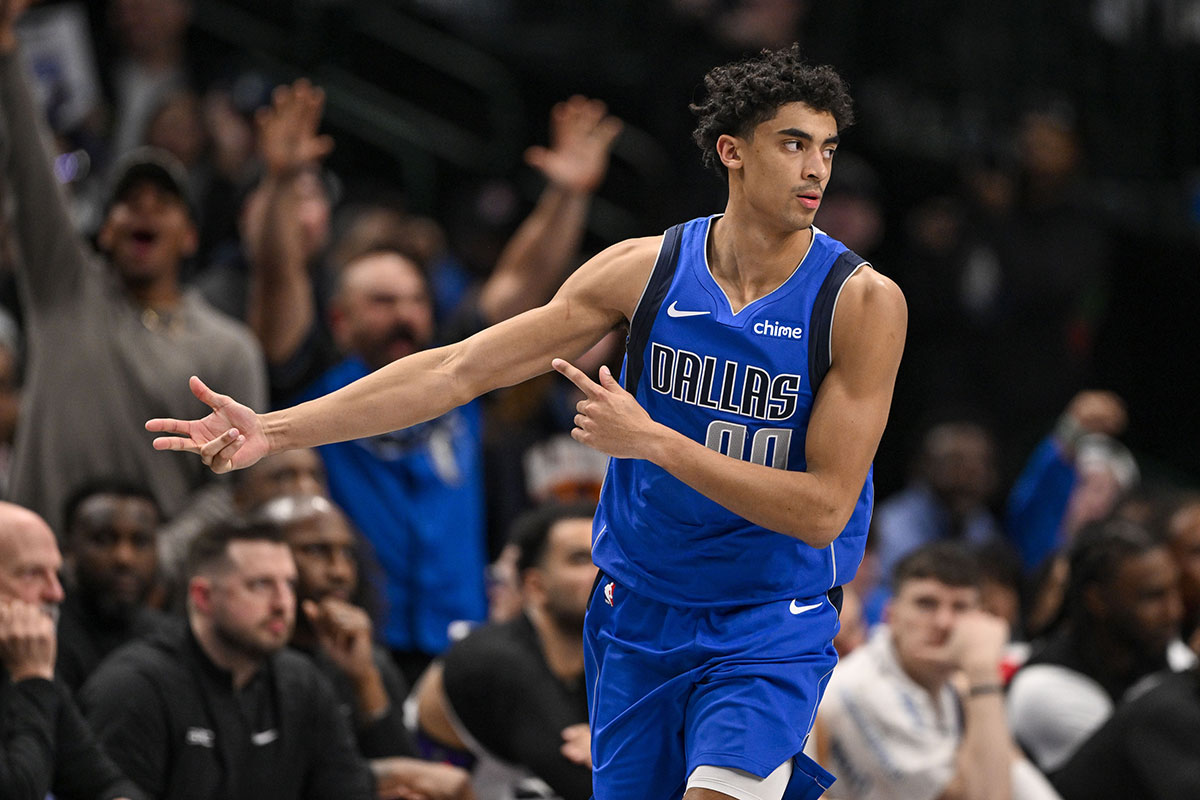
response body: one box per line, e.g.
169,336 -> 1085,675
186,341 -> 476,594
256,78 -> 335,178
524,95 -> 623,194
1054,390 -> 1128,455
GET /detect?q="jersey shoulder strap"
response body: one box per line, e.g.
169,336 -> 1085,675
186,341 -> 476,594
807,249 -> 868,394
624,222 -> 685,396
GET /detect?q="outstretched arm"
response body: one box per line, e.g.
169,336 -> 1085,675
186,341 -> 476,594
146,237 -> 657,472
555,266 -> 906,549
478,95 -> 622,324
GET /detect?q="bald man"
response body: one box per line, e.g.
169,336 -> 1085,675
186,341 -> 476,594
0,501 -> 141,799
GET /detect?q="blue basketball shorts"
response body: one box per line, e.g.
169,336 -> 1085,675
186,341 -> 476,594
584,573 -> 840,800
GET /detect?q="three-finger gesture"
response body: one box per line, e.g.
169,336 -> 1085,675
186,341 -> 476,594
552,359 -> 657,460
145,376 -> 268,473
525,96 -> 623,195
256,78 -> 334,177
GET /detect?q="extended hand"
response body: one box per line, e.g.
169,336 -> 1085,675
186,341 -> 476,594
145,376 -> 268,473
256,78 -> 335,177
524,96 -> 622,195
371,758 -> 475,800
552,359 -> 658,460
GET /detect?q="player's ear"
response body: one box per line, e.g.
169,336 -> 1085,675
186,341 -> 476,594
716,134 -> 743,172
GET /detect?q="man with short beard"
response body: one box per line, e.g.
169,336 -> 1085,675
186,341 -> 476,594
56,480 -> 171,693
0,501 -> 141,800
79,520 -> 374,799
416,502 -> 596,800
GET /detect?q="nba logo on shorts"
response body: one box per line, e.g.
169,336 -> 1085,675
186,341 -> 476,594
604,581 -> 615,606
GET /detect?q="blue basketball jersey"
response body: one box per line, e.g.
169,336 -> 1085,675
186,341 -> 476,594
592,215 -> 874,607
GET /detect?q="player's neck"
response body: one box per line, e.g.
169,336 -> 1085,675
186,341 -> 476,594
707,215 -> 814,312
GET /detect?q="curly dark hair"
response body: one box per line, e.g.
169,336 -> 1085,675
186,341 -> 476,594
690,45 -> 855,178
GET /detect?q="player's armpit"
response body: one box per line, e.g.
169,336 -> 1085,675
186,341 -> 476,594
801,266 -> 907,542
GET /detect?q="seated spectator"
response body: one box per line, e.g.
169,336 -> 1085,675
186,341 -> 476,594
256,493 -> 413,758
1163,493 -> 1200,652
1006,390 -> 1133,570
415,502 -> 596,800
0,500 -> 142,800
811,541 -> 1058,800
872,420 -> 1002,582
56,480 -> 171,693
0,3 -> 267,543
1006,517 -> 1182,773
80,520 -> 375,799
1050,666 -> 1200,799
231,448 -> 329,514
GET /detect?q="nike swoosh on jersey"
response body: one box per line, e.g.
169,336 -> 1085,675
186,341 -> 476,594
789,599 -> 823,615
666,301 -> 710,318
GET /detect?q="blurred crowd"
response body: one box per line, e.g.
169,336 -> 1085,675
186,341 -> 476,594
1,1 -> 1198,800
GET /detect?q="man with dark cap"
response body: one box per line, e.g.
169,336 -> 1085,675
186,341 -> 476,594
0,0 -> 266,541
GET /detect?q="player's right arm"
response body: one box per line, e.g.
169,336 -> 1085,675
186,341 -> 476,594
146,236 -> 658,473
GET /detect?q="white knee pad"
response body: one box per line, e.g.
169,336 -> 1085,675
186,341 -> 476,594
685,759 -> 793,800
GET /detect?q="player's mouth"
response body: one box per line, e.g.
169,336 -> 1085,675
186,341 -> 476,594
797,192 -> 822,210
128,228 -> 160,256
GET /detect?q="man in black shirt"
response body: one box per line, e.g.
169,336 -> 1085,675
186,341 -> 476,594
80,519 -> 374,800
0,500 -> 141,800
416,502 -> 596,800
56,480 -> 171,693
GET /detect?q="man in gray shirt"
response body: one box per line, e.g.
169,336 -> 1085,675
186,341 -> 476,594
0,0 -> 266,540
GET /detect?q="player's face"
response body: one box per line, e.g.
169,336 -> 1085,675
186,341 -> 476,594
0,518 -> 64,612
887,578 -> 980,676
334,252 -> 435,371
1104,547 -> 1182,658
285,511 -> 358,604
730,102 -> 839,231
207,541 -> 297,659
69,494 -> 160,614
538,517 -> 596,632
100,181 -> 196,285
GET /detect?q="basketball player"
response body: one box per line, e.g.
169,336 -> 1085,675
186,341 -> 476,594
148,46 -> 906,800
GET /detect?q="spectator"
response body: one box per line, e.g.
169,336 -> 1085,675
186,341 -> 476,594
1165,493 -> 1200,652
1006,517 -> 1183,773
810,541 -> 1058,800
1006,390 -> 1132,571
231,447 -> 329,514
102,0 -> 193,161
0,500 -> 142,800
56,480 -> 170,694
0,3 -> 268,542
79,519 -> 375,799
256,493 -> 412,758
873,420 -> 1003,582
1050,666 -> 1200,799
247,80 -> 620,680
415,502 -> 595,800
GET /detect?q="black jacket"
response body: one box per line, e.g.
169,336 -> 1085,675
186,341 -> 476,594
1,669 -> 142,800
79,622 -> 373,800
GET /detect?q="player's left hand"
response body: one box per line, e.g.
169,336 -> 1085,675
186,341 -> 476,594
552,359 -> 657,460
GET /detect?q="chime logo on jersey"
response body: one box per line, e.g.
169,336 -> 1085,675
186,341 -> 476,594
753,319 -> 803,339
647,342 -> 801,421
